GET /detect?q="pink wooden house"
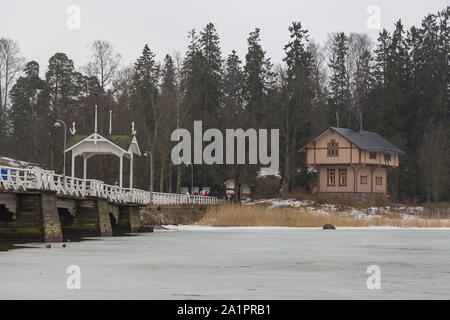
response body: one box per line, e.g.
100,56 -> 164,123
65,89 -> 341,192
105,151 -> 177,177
299,127 -> 405,197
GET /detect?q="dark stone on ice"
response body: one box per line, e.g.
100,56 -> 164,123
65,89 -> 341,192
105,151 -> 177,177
323,224 -> 336,230
138,226 -> 154,233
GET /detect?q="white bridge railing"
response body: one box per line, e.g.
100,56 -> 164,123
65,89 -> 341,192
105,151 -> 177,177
0,165 -> 218,205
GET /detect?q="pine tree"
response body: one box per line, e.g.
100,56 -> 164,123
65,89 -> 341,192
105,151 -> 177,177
181,29 -> 203,120
224,50 -> 245,109
199,23 -> 223,123
223,50 -> 246,201
367,24 -> 411,199
280,22 -> 314,192
45,53 -> 82,114
133,44 -> 160,91
8,61 -> 45,161
41,53 -> 83,170
157,54 -> 178,192
328,32 -> 351,128
409,9 -> 450,200
131,44 -> 160,163
244,28 -> 274,123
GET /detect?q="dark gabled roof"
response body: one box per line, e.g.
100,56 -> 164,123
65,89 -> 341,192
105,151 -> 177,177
331,127 -> 405,155
66,133 -> 134,151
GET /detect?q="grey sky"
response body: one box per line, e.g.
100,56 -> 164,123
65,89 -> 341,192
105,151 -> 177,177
0,0 -> 447,74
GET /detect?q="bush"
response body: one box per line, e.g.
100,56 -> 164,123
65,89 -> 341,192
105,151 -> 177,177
254,176 -> 280,199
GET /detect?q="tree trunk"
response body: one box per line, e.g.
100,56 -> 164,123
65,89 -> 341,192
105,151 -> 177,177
233,166 -> 240,203
176,165 -> 181,193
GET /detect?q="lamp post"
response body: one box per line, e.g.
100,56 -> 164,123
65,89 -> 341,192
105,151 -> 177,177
54,120 -> 67,177
169,161 -> 172,193
143,151 -> 153,203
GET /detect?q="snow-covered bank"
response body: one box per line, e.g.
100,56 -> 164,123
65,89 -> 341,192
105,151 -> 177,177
244,198 -> 448,221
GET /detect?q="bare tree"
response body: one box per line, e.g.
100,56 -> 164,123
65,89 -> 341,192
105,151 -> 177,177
111,64 -> 135,100
0,38 -> 25,111
308,40 -> 329,129
84,40 -> 122,183
347,33 -> 373,127
84,40 -> 121,90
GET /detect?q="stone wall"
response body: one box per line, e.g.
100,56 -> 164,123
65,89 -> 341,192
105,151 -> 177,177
0,193 -> 44,241
0,192 -> 64,242
139,205 -> 207,227
97,200 -> 113,237
41,192 -> 63,242
128,206 -> 141,233
115,206 -> 131,235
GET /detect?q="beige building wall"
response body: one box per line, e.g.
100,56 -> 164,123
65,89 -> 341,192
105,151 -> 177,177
372,167 -> 387,193
317,165 -> 387,194
307,129 -> 353,164
318,166 -> 354,193
360,150 -> 399,168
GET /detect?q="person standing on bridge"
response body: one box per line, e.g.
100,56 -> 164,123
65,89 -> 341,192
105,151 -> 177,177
185,191 -> 190,203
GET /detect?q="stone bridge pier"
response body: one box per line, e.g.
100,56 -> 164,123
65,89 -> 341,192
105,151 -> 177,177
0,191 -> 142,242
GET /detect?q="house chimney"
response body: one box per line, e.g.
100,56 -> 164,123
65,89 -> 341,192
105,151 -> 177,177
351,112 -> 359,132
335,111 -> 340,128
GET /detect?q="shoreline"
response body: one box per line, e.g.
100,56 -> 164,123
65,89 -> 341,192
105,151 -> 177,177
162,224 -> 450,231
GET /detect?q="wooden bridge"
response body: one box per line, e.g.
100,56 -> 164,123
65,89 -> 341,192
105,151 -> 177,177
0,165 -> 218,243
0,108 -> 224,243
0,165 -> 218,206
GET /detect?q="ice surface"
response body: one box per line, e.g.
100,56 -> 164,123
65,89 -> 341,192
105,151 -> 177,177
0,227 -> 449,299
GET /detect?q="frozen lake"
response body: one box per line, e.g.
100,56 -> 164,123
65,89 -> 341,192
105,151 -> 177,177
0,226 -> 449,299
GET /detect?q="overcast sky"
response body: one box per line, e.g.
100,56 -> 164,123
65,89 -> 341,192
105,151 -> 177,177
0,0 -> 447,74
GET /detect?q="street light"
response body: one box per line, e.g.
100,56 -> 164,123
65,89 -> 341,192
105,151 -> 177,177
54,119 -> 67,177
143,150 -> 153,193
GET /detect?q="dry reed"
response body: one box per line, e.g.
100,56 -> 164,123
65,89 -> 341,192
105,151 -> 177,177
198,204 -> 450,228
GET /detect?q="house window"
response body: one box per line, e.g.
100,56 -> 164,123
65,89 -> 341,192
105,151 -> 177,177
369,152 -> 376,159
360,175 -> 368,184
327,140 -> 339,157
376,177 -> 382,185
327,169 -> 335,186
339,169 -> 347,186
384,154 -> 391,162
